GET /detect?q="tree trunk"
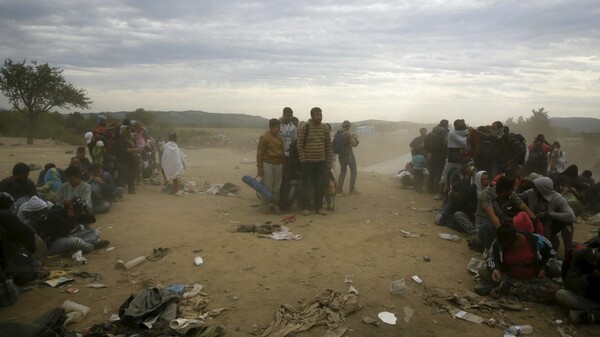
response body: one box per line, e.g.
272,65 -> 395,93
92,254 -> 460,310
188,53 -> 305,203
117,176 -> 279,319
27,110 -> 34,145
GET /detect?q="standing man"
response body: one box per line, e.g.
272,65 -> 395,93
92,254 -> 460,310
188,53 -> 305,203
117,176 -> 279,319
297,107 -> 333,215
279,107 -> 297,210
425,120 -> 449,195
257,119 -> 285,214
335,120 -> 359,195
409,127 -> 427,156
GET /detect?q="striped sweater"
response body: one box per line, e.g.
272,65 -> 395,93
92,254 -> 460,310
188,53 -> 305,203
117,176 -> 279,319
297,121 -> 333,165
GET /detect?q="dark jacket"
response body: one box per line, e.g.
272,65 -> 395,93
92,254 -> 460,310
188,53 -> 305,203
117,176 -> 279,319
487,231 -> 556,275
564,247 -> 600,303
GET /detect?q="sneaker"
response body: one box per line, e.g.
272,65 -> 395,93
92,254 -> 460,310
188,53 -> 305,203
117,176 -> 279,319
348,190 -> 361,195
315,209 -> 327,215
302,209 -> 311,216
93,240 -> 110,250
570,310 -> 600,324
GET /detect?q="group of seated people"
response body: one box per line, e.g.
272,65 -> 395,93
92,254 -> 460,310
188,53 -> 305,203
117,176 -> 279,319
431,157 -> 599,323
0,156 -> 125,307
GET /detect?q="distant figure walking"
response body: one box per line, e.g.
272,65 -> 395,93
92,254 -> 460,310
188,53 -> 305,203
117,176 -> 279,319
161,132 -> 187,195
334,120 -> 360,195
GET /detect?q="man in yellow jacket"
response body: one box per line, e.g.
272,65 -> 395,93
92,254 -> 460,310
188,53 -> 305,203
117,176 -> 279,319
257,119 -> 285,214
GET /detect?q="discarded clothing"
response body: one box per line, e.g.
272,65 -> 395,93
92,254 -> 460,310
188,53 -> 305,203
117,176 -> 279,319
119,287 -> 180,327
260,289 -> 362,337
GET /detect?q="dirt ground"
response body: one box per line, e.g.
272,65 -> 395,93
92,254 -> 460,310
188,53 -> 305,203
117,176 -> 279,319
0,134 -> 598,337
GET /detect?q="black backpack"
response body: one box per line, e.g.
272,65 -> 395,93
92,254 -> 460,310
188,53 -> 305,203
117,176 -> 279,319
332,130 -> 345,155
527,142 -> 547,167
424,129 -> 445,153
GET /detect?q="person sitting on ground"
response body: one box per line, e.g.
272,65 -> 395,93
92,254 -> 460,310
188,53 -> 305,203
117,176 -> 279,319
73,146 -> 92,172
92,140 -> 107,167
0,163 -> 37,209
56,165 -> 93,215
36,167 -> 62,203
452,170 -> 489,235
256,118 -> 285,214
35,163 -> 65,187
0,192 -> 40,295
25,197 -> 107,256
161,132 -> 187,195
438,160 -> 476,231
88,163 -> 115,214
555,234 -> 600,324
476,176 -> 537,251
479,225 -> 560,303
519,176 -> 576,254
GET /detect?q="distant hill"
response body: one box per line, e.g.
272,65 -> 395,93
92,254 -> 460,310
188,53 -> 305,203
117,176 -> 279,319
551,117 -> 600,134
94,110 -> 430,131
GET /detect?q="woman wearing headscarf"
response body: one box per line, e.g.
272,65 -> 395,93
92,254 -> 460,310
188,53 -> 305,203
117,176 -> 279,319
161,132 -> 187,195
36,168 -> 62,202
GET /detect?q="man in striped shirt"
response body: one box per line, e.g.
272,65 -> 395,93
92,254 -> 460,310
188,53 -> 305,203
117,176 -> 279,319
297,107 -> 333,215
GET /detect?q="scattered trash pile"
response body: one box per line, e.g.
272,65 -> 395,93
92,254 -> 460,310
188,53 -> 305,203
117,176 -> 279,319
256,288 -> 362,337
160,179 -> 240,197
235,222 -> 302,241
84,284 -> 225,337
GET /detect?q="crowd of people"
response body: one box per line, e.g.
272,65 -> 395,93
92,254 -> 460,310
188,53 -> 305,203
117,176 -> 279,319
255,107 -> 360,216
407,119 -> 600,324
0,114 -> 187,307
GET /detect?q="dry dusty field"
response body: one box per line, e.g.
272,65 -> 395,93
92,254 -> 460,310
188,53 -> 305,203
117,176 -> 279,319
0,134 -> 598,337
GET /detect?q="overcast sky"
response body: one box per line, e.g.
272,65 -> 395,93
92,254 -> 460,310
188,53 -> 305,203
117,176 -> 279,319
0,0 -> 598,124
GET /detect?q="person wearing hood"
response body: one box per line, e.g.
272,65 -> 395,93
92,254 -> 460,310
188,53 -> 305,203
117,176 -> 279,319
161,132 -> 187,196
519,176 -> 576,253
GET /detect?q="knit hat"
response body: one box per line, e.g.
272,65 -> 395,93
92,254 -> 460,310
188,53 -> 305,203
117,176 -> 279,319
84,132 -> 94,144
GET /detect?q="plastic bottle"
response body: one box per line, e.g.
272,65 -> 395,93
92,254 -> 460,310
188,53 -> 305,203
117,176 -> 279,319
505,325 -> 533,335
438,233 -> 461,242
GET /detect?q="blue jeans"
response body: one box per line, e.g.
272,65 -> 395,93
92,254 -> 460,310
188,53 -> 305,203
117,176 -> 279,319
48,229 -> 100,255
338,152 -> 357,193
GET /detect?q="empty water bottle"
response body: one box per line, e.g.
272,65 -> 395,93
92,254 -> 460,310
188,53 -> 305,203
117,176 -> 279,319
505,325 -> 533,335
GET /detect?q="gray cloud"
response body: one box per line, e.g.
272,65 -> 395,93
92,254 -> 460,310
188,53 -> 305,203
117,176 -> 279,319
0,0 -> 598,123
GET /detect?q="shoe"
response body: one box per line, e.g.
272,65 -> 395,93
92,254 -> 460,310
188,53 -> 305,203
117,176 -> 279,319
474,283 -> 496,296
315,209 -> 327,215
348,190 -> 361,195
93,240 -> 110,250
302,210 -> 311,216
326,206 -> 334,211
433,194 -> 443,200
570,310 -> 600,324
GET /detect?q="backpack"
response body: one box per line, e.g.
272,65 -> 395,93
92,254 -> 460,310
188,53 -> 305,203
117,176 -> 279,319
527,142 -> 547,168
509,133 -> 527,165
332,130 -> 345,155
424,129 -> 445,154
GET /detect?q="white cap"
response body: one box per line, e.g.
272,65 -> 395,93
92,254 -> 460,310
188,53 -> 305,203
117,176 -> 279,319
84,132 -> 93,144
96,140 -> 104,147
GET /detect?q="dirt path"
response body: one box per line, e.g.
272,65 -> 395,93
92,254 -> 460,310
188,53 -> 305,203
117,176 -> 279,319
0,138 -> 597,337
